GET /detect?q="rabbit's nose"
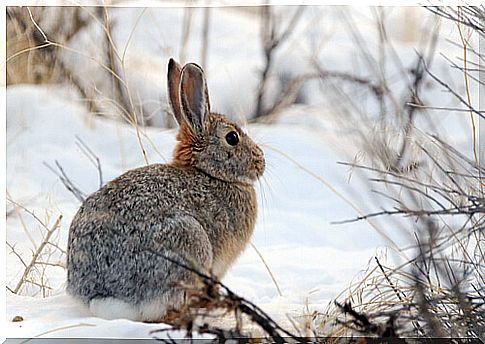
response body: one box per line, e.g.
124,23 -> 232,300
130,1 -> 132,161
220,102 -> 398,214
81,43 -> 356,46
255,158 -> 265,177
252,146 -> 265,177
252,146 -> 264,159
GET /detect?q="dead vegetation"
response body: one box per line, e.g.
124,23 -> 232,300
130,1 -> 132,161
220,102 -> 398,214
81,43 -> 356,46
6,200 -> 65,298
304,5 -> 484,341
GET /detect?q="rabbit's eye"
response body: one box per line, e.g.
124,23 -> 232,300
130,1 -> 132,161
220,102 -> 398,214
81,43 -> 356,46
225,131 -> 239,146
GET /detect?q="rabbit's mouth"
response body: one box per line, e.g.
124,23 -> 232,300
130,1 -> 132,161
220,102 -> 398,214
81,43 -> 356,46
234,158 -> 265,185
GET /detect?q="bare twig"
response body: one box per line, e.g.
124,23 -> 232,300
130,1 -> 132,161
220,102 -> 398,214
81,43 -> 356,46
422,56 -> 485,121
75,135 -> 104,188
375,257 -> 406,302
12,215 -> 63,294
43,161 -> 86,203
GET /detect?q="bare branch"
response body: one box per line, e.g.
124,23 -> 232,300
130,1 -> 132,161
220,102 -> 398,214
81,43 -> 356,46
254,6 -> 305,119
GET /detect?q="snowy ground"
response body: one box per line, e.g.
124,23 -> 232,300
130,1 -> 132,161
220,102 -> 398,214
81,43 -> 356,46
5,5 -> 477,340
6,83 -> 384,338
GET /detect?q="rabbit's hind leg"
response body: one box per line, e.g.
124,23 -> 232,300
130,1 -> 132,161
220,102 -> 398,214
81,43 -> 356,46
138,213 -> 214,323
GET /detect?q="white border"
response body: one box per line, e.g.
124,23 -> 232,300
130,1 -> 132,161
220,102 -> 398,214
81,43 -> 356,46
1,1 -> 7,342
2,0 -> 482,342
3,0 -> 485,7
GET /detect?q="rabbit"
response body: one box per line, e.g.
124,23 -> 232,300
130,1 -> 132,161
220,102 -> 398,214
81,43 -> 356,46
66,58 -> 265,323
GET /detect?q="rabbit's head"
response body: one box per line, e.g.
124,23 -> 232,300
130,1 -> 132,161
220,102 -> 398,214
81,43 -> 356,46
167,58 -> 265,185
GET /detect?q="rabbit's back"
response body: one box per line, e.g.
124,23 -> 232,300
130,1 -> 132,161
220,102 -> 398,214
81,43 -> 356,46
69,163 -> 256,245
71,164 -> 209,228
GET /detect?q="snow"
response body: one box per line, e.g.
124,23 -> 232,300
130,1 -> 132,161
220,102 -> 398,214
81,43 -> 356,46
7,294 -> 177,338
5,4 -> 477,341
6,83 -> 383,338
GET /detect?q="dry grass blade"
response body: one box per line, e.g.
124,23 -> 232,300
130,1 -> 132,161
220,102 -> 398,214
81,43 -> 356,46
250,242 -> 283,297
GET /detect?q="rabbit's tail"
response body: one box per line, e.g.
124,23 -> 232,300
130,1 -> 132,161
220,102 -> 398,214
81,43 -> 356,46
89,296 -> 174,322
89,297 -> 141,321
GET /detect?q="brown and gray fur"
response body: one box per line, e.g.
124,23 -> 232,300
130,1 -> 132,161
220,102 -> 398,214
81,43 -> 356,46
66,59 -> 265,322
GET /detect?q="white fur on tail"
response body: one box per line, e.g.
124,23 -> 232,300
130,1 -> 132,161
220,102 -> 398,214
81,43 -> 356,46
89,297 -> 141,321
89,297 -> 169,322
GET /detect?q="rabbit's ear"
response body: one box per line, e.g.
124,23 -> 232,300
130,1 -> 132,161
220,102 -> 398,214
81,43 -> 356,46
167,58 -> 184,126
179,63 -> 210,135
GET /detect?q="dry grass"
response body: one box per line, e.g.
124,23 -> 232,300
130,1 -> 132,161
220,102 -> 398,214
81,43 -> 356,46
299,6 -> 485,340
